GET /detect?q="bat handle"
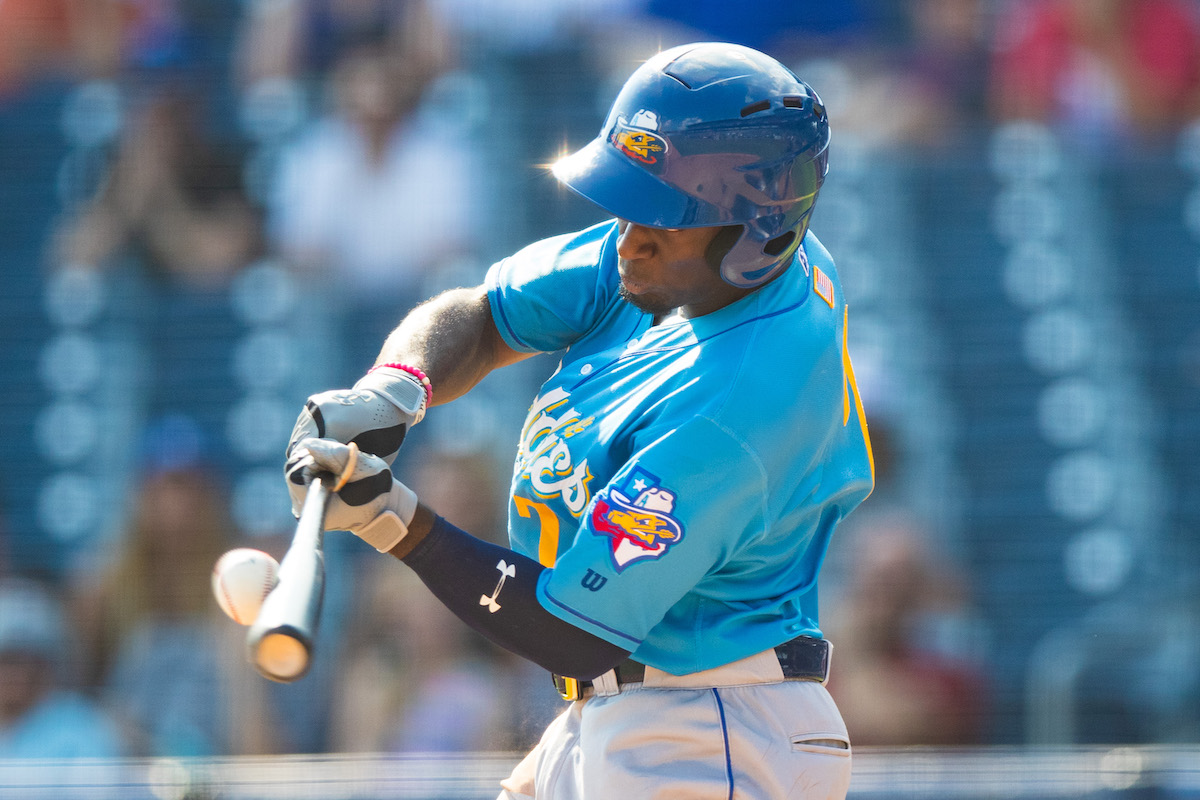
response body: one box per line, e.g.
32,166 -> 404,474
301,473 -> 333,523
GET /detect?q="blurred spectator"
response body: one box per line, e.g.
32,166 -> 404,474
236,0 -> 450,87
886,0 -> 991,143
263,13 -> 488,368
787,0 -> 990,150
328,449 -> 559,753
0,0 -> 75,97
328,562 -> 512,752
0,0 -> 189,100
991,0 -> 1200,148
53,85 -> 262,289
0,577 -> 127,758
69,416 -> 285,755
411,450 -> 506,544
825,516 -> 989,746
418,0 -> 639,56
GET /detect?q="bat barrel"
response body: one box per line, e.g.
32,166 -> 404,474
246,475 -> 329,682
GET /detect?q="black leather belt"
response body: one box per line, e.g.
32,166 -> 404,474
553,636 -> 831,701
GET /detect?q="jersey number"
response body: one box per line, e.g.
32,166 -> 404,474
514,496 -> 560,567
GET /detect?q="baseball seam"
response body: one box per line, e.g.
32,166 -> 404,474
261,562 -> 276,605
220,577 -> 244,625
215,553 -> 277,625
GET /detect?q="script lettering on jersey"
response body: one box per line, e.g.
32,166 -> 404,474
591,467 -> 685,572
517,387 -> 595,516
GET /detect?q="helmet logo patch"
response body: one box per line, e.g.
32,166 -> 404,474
590,468 -> 684,572
611,117 -> 668,165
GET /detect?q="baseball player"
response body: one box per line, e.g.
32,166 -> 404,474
286,42 -> 874,799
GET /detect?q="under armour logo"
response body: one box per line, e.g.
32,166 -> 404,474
581,569 -> 607,592
480,560 -> 516,613
331,389 -> 372,405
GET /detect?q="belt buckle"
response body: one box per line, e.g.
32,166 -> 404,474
553,674 -> 582,701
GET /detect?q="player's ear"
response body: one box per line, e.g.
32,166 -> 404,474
704,225 -> 743,273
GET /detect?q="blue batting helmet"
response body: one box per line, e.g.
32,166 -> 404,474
553,42 -> 830,288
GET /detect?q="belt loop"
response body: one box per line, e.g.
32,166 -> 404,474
591,669 -> 620,697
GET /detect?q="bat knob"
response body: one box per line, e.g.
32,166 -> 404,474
254,631 -> 310,681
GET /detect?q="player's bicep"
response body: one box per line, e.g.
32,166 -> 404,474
481,294 -> 536,370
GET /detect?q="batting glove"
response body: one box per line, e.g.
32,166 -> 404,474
285,367 -> 428,466
286,438 -> 418,553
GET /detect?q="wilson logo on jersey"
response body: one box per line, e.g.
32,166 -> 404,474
516,387 -> 595,516
590,468 -> 684,572
611,125 -> 667,165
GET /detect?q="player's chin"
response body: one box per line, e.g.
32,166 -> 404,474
618,282 -> 674,317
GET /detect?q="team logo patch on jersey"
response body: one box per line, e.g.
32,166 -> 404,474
814,265 -> 835,308
590,468 -> 684,572
611,119 -> 667,165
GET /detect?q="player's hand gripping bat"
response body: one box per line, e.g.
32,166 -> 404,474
245,443 -> 358,682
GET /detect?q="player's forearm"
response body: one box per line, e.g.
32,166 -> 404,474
374,286 -> 529,405
288,441 -> 629,677
390,509 -> 632,680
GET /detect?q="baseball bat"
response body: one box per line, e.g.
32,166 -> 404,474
245,474 -> 330,682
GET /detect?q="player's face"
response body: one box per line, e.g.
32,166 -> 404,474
615,221 -> 753,318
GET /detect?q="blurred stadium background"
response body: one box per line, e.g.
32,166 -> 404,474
1,0 -> 1200,797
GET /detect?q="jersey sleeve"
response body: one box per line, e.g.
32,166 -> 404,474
536,416 -> 768,650
486,220 -> 620,353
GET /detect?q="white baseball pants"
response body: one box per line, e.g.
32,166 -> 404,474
497,648 -> 852,800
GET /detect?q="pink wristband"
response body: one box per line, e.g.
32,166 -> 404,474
372,362 -> 433,407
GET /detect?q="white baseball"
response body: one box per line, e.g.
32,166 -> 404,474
212,548 -> 280,625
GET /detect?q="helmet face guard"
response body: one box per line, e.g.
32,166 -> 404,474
554,43 -> 830,288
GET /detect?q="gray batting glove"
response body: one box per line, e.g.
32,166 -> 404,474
285,367 -> 429,466
285,438 -> 418,553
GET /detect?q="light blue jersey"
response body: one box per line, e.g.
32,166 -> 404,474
486,220 -> 873,675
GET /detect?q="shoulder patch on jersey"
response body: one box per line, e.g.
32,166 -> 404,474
813,265 -> 834,308
590,468 -> 684,572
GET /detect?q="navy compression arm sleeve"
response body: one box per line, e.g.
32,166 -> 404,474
401,515 -> 631,680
